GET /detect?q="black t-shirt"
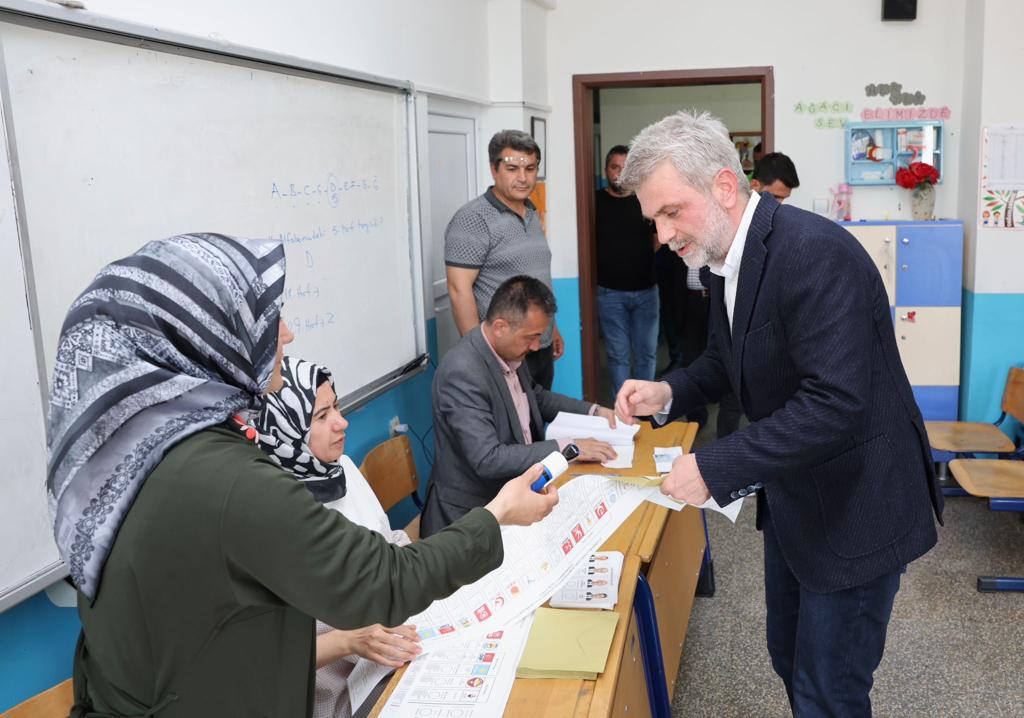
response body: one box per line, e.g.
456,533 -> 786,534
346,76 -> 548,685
595,190 -> 656,291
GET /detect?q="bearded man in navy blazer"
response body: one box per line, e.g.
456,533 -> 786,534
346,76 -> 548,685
614,111 -> 943,716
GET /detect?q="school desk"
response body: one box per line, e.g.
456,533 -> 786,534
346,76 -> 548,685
369,421 -> 706,718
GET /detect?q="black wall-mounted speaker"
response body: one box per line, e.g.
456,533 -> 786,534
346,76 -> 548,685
883,0 -> 917,20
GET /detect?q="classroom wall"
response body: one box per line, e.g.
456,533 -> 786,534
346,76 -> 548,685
599,84 -> 762,166
543,0 -> 971,277
955,0 -> 1024,429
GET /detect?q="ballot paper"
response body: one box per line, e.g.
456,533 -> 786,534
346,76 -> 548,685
545,411 -> 640,446
405,474 -> 651,653
653,446 -> 683,472
602,443 -> 634,469
381,614 -> 533,717
348,658 -> 394,714
549,551 -> 623,609
645,490 -> 745,523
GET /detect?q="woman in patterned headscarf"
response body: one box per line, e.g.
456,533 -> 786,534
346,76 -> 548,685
48,233 -> 557,718
256,356 -> 415,718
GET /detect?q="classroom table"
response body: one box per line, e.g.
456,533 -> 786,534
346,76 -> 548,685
369,421 -> 706,718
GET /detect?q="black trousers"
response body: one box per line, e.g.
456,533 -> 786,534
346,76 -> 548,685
678,289 -> 742,436
763,504 -> 902,716
525,343 -> 554,391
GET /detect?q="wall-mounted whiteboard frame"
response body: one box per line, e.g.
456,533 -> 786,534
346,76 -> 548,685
0,0 -> 428,611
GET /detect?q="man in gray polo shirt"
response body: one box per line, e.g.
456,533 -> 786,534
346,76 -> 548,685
445,129 -> 562,389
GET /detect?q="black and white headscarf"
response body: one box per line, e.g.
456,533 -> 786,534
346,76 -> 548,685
46,233 -> 286,601
254,356 -> 346,504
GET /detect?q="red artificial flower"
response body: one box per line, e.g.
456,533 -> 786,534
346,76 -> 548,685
908,162 -> 939,184
895,167 -> 918,189
897,162 -> 939,188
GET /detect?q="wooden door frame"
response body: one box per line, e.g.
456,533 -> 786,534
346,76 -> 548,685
573,66 -> 774,402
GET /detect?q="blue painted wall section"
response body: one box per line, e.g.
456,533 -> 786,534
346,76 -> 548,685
960,289 -> 1024,443
0,591 -> 80,710
551,277 -> 584,399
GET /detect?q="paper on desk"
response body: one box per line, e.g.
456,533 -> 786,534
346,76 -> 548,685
545,411 -> 640,445
601,443 -> 634,469
644,489 -> 745,523
348,658 -> 394,714
381,614 -> 533,717
406,474 -> 651,653
653,446 -> 683,472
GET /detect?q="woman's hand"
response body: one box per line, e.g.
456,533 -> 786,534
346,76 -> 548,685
485,464 -> 559,526
318,624 -> 422,668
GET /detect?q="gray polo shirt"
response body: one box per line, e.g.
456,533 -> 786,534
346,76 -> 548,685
444,188 -> 554,347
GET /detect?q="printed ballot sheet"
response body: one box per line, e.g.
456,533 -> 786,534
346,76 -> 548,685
381,615 -> 533,718
549,551 -> 624,610
406,474 -> 650,652
645,489 -> 744,523
348,658 -> 395,714
544,411 -> 640,445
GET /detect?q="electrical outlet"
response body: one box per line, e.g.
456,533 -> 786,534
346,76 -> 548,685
388,416 -> 400,438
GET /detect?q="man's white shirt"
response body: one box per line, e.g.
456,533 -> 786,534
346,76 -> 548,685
654,191 -> 760,423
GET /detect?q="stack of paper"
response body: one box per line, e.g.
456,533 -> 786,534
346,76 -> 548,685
515,607 -> 619,680
549,551 -> 623,609
544,411 -> 640,446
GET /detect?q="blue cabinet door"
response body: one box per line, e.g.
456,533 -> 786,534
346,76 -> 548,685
913,385 -> 960,462
895,224 -> 962,307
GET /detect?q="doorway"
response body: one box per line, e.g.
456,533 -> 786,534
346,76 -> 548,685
426,110 -> 478,363
572,67 -> 775,403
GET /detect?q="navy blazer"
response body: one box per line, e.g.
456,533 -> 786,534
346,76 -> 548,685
663,195 -> 943,593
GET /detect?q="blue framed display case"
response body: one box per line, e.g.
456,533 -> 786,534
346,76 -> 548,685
844,120 -> 943,186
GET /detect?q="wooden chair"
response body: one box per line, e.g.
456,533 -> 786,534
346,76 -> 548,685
359,435 -> 424,541
0,679 -> 72,718
948,458 -> 1024,592
925,366 -> 1024,455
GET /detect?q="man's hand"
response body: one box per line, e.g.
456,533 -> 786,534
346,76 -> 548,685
574,438 -> 618,463
615,379 -> 672,425
552,324 -> 565,360
661,453 -> 711,504
594,406 -> 617,429
485,464 -> 559,526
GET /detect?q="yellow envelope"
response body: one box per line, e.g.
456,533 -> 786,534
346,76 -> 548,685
515,607 -> 620,680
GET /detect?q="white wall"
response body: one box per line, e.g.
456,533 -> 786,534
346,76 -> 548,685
599,84 -> 761,169
958,0 -> 1024,295
544,0 -> 970,276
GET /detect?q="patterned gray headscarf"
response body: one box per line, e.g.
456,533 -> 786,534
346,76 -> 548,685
46,233 -> 286,601
254,356 -> 346,504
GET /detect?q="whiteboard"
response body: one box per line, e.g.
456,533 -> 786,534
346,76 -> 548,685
0,14 -> 426,609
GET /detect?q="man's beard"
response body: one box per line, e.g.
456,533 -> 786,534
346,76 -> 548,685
608,180 -> 623,193
669,198 -> 733,268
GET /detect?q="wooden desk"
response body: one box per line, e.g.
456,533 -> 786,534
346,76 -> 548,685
370,422 -> 704,718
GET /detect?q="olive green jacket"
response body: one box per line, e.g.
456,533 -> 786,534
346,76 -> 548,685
73,427 -> 502,717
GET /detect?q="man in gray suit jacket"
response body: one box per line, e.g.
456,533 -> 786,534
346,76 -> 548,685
421,276 -> 617,537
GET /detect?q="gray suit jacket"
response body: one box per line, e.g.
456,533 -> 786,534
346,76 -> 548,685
421,326 -> 592,535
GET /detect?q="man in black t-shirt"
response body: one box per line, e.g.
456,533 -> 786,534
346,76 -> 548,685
595,145 -> 658,397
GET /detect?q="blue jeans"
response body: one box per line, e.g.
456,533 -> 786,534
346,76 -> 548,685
763,505 -> 902,717
597,285 -> 659,397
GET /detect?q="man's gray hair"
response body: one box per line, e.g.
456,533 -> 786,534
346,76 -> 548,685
619,110 -> 751,197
